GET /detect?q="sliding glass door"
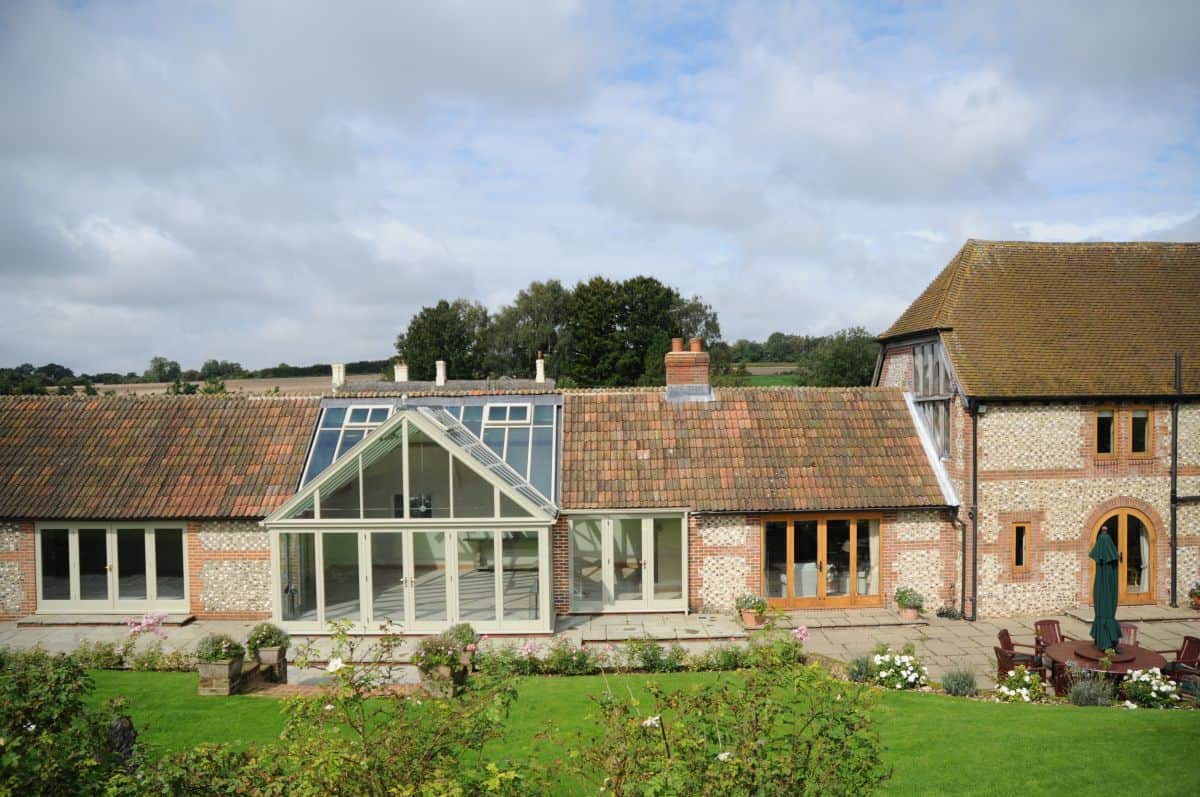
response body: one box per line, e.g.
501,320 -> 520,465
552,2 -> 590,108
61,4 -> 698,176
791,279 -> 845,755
36,525 -> 188,612
570,515 -> 687,612
275,527 -> 549,632
762,516 -> 881,608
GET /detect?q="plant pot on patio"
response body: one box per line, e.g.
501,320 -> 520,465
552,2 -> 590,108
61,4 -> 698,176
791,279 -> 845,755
898,607 -> 920,622
247,622 -> 292,685
257,646 -> 288,684
894,586 -> 924,623
195,633 -> 247,696
735,594 -> 768,628
740,609 -> 765,627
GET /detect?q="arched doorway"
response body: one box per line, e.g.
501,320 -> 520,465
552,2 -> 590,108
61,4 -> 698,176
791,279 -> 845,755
1089,509 -> 1155,606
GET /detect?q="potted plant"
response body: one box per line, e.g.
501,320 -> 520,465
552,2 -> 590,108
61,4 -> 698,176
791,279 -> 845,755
1188,581 -> 1200,611
894,586 -> 924,622
195,633 -> 246,696
735,594 -> 767,627
412,633 -> 468,697
246,622 -> 291,683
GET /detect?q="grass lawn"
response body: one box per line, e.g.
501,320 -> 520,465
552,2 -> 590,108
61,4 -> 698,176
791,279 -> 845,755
744,373 -> 796,386
88,670 -> 1200,795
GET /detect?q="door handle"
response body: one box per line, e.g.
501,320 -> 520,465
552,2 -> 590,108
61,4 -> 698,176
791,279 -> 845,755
1118,551 -> 1124,564
817,561 -> 824,572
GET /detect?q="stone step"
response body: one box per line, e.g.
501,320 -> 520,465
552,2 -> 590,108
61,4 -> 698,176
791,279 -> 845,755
17,613 -> 196,627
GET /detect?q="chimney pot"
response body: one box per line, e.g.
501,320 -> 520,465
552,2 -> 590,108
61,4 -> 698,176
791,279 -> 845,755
331,363 -> 346,391
671,337 -> 684,353
689,337 -> 703,353
664,337 -> 710,388
535,352 -> 546,384
394,362 -> 409,383
435,360 -> 447,387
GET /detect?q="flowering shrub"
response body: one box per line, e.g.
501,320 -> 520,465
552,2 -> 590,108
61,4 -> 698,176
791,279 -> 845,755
476,641 -> 543,676
550,664 -> 888,795
412,635 -> 463,672
545,638 -> 600,675
123,612 -> 168,640
194,634 -> 245,663
871,648 -> 928,690
245,622 -> 290,657
995,665 -> 1045,703
1122,667 -> 1179,709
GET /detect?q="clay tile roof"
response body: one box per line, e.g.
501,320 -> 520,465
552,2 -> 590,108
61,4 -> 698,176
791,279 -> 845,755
880,240 -> 1200,398
561,386 -> 946,512
0,395 -> 320,520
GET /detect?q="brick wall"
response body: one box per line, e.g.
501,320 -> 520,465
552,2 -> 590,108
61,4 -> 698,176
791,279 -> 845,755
0,521 -> 35,619
188,520 -> 272,619
878,344 -> 913,389
552,515 -> 570,615
886,509 -> 960,612
688,514 -> 760,612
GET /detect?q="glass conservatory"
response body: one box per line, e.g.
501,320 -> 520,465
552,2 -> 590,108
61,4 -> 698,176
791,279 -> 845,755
264,405 -> 558,634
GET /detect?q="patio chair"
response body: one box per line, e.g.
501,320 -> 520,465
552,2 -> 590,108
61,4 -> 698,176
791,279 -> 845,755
1033,619 -> 1074,651
997,629 -> 1041,668
1119,622 -> 1138,647
1157,635 -> 1200,682
994,646 -> 1047,686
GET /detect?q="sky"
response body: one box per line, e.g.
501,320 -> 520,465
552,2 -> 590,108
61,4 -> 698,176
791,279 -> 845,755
1,0 -> 1198,375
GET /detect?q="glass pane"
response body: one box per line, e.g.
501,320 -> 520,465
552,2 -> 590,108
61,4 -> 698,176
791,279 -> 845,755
281,533 -> 318,622
794,520 -> 819,598
337,428 -> 364,456
764,521 -> 787,598
303,429 -> 340,484
1014,525 -> 1027,568
323,533 -> 360,620
533,404 -> 554,424
530,426 -> 554,499
652,517 -> 683,601
117,529 -> 147,600
40,529 -> 70,600
856,520 -> 879,595
154,529 -> 185,600
78,529 -> 109,601
482,427 -> 506,457
463,406 -> 483,437
322,407 -> 347,428
457,531 -> 497,622
408,427 -> 450,518
348,407 -> 369,423
505,427 -> 530,477
1126,515 -> 1150,594
1097,411 -> 1114,454
613,518 -> 643,602
453,458 -> 495,518
362,443 -> 405,519
500,494 -> 531,517
320,467 -> 361,519
1131,410 -> 1149,453
370,532 -> 405,624
571,520 -> 604,606
826,520 -> 851,597
487,405 -> 507,421
412,532 -> 448,622
508,405 -> 528,422
368,407 -> 390,423
502,531 -> 540,621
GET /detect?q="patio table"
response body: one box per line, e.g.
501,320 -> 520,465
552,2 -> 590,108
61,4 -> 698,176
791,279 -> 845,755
1045,640 -> 1167,694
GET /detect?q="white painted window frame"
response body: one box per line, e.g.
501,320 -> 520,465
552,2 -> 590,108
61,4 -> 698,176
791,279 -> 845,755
567,511 -> 689,614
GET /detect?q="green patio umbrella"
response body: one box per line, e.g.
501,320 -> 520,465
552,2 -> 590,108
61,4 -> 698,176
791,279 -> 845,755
1089,527 -> 1121,651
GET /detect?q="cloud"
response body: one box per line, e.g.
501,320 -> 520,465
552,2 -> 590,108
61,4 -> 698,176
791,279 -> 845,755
0,0 -> 1196,372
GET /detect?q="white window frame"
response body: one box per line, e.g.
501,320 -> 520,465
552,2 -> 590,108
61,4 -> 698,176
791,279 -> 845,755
567,511 -> 689,614
34,523 -> 189,614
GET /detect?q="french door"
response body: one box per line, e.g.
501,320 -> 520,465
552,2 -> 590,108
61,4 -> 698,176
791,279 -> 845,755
762,516 -> 881,608
36,525 -> 188,612
570,516 -> 686,611
277,527 -> 548,632
1092,510 -> 1155,605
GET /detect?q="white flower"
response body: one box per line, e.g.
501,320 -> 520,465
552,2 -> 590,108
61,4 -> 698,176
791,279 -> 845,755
323,704 -> 334,712
716,751 -> 733,762
326,657 -> 345,673
23,723 -> 35,733
642,715 -> 661,728
1124,700 -> 1138,710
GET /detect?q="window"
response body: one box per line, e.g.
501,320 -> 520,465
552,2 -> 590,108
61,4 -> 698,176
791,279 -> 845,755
302,404 -> 393,485
913,341 -> 952,457
1129,409 -> 1151,455
1095,409 -> 1115,456
1012,523 -> 1029,572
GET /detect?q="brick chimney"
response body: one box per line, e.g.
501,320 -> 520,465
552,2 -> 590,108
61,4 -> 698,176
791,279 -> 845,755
665,337 -> 709,386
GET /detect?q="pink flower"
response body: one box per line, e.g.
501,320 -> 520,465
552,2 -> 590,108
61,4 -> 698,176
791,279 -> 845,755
465,643 -> 477,652
793,625 -> 809,643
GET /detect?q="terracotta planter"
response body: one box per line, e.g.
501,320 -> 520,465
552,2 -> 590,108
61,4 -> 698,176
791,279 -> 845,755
1189,596 -> 1200,611
197,658 -> 243,696
422,664 -> 468,697
741,609 -> 765,627
898,607 -> 920,622
257,646 -> 288,684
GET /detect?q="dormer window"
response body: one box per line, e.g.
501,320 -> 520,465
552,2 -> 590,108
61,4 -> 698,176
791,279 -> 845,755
913,341 -> 952,457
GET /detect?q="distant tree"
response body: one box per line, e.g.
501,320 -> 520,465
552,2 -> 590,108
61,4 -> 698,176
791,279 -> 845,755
199,375 -> 227,395
730,339 -> 766,363
794,327 -> 880,387
199,360 -> 244,380
55,384 -> 73,395
82,382 -> 98,396
395,299 -> 490,380
488,280 -> 573,378
143,356 -> 182,383
763,332 -> 815,363
166,377 -> 197,395
35,363 -> 74,382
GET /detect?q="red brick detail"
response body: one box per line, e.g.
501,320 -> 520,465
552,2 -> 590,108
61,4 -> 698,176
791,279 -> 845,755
552,515 -> 570,615
186,520 -> 271,621
0,520 -> 38,619
665,350 -> 710,386
988,511 -> 1048,584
